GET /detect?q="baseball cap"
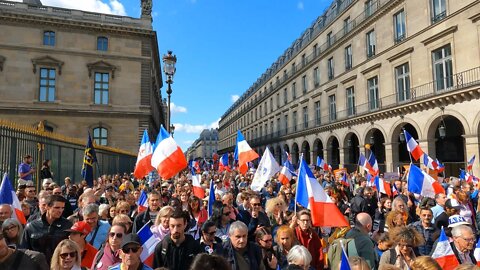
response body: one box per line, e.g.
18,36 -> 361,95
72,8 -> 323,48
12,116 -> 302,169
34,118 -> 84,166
445,198 -> 462,210
161,182 -> 169,188
121,233 -> 141,248
42,178 -> 53,186
448,214 -> 470,228
65,221 -> 92,235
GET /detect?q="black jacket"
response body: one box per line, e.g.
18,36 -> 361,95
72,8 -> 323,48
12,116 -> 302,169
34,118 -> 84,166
198,236 -> 225,254
153,234 -> 202,270
132,208 -> 153,233
220,240 -> 263,270
20,213 -> 72,264
237,210 -> 271,241
349,194 -> 367,221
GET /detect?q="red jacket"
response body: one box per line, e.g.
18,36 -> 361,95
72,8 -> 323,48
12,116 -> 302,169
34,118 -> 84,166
295,227 -> 324,270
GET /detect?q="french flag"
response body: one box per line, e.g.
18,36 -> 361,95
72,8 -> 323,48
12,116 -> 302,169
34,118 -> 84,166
278,165 -> 293,185
151,125 -> 187,180
218,153 -> 231,172
234,130 -> 259,175
436,159 -> 445,173
340,172 -> 350,187
407,164 -> 445,198
316,156 -> 331,172
468,155 -> 476,171
392,183 -> 399,196
367,153 -> 379,176
358,153 -> 369,174
422,153 -> 439,171
0,174 -> 26,224
404,130 -> 424,161
374,176 -> 392,197
207,179 -> 215,217
296,158 -> 349,227
474,238 -> 480,266
134,129 -> 155,179
191,168 -> 205,199
138,222 -> 160,267
432,228 -> 459,270
137,190 -> 148,213
340,242 -> 351,270
460,170 -> 476,183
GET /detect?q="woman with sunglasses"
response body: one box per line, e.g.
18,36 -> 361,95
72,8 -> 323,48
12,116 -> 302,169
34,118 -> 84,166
91,223 -> 127,270
255,227 -> 278,270
209,201 -> 232,242
265,197 -> 288,232
150,206 -> 174,241
2,218 -> 23,247
50,239 -> 83,270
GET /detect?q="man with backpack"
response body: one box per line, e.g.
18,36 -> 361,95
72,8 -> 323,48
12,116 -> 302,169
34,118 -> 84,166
344,212 -> 378,269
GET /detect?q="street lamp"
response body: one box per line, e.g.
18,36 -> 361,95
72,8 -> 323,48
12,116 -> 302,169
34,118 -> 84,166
162,50 -> 177,133
170,124 -> 175,138
438,106 -> 447,139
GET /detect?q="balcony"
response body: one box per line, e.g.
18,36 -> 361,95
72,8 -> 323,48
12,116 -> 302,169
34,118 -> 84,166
432,11 -> 446,24
246,66 -> 480,146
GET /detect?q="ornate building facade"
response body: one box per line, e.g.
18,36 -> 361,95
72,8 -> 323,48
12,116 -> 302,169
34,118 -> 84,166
0,0 -> 166,153
186,128 -> 219,161
219,0 -> 480,177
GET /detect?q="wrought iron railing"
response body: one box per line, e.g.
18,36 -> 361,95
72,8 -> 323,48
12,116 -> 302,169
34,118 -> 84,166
0,120 -> 136,188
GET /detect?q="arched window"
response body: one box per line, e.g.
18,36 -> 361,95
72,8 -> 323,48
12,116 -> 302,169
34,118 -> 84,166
93,127 -> 108,146
97,36 -> 108,51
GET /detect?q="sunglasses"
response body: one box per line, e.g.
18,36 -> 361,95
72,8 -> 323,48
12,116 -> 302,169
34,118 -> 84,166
252,203 -> 261,207
59,252 -> 76,259
223,212 -> 231,216
109,232 -> 123,238
122,246 -> 140,254
206,230 -> 217,236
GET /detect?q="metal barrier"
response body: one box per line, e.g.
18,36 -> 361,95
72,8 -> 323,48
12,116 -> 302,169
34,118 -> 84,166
0,120 -> 136,188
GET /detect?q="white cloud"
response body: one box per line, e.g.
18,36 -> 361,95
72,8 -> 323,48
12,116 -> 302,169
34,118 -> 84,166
18,0 -> 128,16
170,102 -> 187,113
297,1 -> 304,10
231,95 -> 240,103
174,118 -> 220,134
183,140 -> 195,145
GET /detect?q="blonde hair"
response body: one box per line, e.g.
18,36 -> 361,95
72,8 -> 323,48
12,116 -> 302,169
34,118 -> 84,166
154,206 -> 174,226
410,256 -> 442,270
385,210 -> 405,229
50,239 -> 81,270
390,226 -> 425,248
112,214 -> 133,230
454,265 -> 480,270
116,201 -> 130,213
265,197 -> 286,214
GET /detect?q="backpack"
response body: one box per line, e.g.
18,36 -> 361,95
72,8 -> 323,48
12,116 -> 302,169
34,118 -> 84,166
327,237 -> 358,270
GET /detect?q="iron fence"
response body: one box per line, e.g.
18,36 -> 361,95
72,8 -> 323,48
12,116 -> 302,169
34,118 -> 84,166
0,120 -> 136,189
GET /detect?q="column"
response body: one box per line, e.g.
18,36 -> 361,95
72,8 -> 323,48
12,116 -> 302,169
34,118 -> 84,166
384,143 -> 394,172
464,135 -> 480,176
339,147 -> 345,169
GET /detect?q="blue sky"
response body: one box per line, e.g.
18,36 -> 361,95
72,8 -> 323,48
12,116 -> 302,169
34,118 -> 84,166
29,0 -> 333,151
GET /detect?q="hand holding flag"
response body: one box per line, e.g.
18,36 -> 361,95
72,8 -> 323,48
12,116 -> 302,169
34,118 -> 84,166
134,129 -> 154,179
0,174 -> 26,224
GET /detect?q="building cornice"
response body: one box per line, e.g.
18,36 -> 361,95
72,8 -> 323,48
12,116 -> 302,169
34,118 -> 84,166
469,13 -> 480,23
361,63 -> 382,75
311,91 -> 322,99
387,47 -> 414,62
87,60 -> 118,78
340,75 -> 357,85
324,84 -> 338,93
421,25 -> 458,46
31,55 -> 64,74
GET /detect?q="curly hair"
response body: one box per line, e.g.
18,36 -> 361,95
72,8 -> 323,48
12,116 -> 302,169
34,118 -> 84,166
265,197 -> 287,215
385,210 -> 405,229
389,226 -> 425,247
410,256 -> 442,270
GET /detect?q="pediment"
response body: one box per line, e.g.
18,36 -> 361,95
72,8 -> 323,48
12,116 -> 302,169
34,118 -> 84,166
86,60 -> 117,78
31,55 -> 64,74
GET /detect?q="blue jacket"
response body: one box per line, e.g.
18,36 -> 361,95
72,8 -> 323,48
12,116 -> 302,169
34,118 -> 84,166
86,220 -> 111,249
109,263 -> 152,270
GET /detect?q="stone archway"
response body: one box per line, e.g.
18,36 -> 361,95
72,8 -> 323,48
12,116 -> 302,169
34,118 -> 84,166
292,143 -> 299,167
365,128 -> 386,173
344,132 -> 360,172
302,140 -> 311,164
327,136 -> 340,170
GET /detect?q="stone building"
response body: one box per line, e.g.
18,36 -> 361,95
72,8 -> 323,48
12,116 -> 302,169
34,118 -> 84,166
218,0 -> 480,177
187,128 -> 219,161
0,0 -> 166,153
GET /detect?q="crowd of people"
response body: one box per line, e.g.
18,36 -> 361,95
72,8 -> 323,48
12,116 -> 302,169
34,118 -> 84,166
2,155 -> 480,270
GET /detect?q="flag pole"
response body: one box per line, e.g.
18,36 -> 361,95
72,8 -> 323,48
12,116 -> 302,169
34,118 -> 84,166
294,153 -> 304,216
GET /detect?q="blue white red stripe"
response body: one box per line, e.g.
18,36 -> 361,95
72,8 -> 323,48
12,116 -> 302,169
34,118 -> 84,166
218,153 -> 231,172
151,125 -> 187,180
422,153 -> 439,171
136,190 -> 148,213
367,153 -> 379,176
374,176 -> 392,197
134,129 -> 154,179
234,130 -> 259,175
407,164 -> 445,198
404,130 -> 424,161
432,228 -> 459,270
138,222 -> 160,267
191,168 -> 205,199
207,179 -> 215,217
468,155 -> 476,171
296,158 -> 348,227
316,156 -> 331,172
0,174 -> 26,224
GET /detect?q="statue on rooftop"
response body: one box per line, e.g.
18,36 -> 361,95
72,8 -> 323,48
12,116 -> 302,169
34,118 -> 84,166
141,0 -> 152,16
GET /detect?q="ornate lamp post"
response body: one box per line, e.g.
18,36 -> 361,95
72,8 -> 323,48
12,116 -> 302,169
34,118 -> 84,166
162,50 -> 177,133
170,124 -> 175,138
